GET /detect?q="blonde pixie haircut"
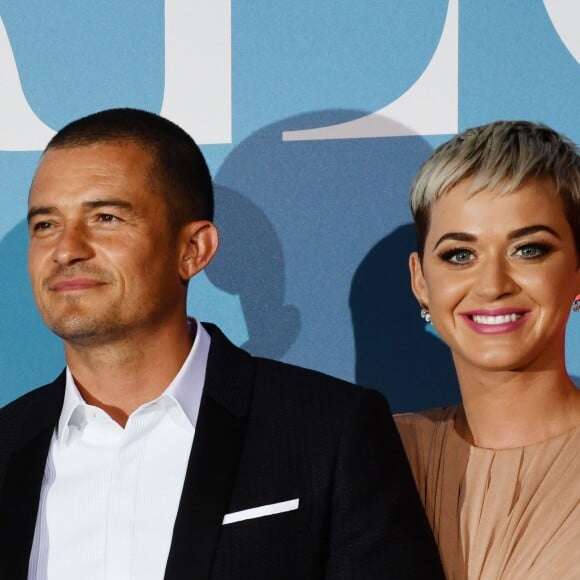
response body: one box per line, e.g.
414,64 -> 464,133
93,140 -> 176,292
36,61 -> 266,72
410,120 -> 580,260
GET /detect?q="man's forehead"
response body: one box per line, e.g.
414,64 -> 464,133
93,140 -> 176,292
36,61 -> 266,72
34,141 -> 154,179
29,141 -> 158,205
41,139 -> 155,163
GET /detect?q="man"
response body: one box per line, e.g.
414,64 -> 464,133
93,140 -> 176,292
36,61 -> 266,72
0,109 -> 443,579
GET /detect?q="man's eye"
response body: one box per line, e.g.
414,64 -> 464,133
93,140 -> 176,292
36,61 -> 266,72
97,214 -> 118,222
33,221 -> 53,231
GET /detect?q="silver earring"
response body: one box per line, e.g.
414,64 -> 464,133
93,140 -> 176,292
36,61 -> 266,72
573,298 -> 580,312
420,307 -> 431,323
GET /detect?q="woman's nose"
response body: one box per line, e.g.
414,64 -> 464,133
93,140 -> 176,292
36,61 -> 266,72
473,256 -> 519,301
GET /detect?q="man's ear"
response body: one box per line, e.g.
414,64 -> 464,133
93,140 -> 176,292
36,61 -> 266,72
409,252 -> 429,308
178,220 -> 219,281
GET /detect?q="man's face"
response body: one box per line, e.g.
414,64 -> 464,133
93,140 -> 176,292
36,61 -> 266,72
27,141 -> 187,347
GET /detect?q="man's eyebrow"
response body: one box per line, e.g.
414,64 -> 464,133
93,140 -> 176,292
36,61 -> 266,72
27,206 -> 56,223
27,199 -> 134,223
82,198 -> 134,211
432,232 -> 476,252
506,224 -> 561,240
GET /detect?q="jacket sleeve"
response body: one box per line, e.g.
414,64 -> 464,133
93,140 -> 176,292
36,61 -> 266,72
325,388 -> 444,579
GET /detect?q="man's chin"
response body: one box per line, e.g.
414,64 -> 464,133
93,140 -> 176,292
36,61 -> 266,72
47,318 -> 119,346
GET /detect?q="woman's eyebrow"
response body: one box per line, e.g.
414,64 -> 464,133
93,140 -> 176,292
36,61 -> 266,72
507,224 -> 561,240
431,225 -> 562,253
432,232 -> 476,252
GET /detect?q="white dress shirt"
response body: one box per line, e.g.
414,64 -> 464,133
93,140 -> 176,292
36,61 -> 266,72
28,322 -> 211,580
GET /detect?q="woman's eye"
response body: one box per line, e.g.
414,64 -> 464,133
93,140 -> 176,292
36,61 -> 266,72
440,248 -> 474,264
515,243 -> 551,259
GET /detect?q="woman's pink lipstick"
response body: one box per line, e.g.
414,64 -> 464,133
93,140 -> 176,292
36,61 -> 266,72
459,308 -> 530,335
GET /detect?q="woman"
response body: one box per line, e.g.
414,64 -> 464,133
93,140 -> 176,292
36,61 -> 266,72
395,120 -> 580,579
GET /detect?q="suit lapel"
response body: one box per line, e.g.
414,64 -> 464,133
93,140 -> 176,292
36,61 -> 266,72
0,375 -> 65,579
0,328 -> 254,580
164,324 -> 254,580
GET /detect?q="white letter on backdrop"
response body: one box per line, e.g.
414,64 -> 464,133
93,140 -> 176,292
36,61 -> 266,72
0,15 -> 55,151
543,0 -> 580,64
282,0 -> 458,141
160,0 -> 232,144
0,1 -> 232,151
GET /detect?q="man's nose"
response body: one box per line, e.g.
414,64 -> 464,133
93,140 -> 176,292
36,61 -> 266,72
51,222 -> 94,265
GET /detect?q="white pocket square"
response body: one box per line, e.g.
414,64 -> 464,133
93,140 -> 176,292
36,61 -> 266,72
222,498 -> 299,525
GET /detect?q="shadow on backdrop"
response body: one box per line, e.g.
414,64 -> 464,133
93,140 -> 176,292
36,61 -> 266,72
351,224 -> 460,413
0,220 -> 64,406
213,110 -> 451,411
206,185 -> 300,359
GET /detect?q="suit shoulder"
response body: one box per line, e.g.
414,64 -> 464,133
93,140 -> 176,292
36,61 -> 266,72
0,383 -> 51,413
253,356 -> 388,411
256,356 -> 353,390
0,380 -> 63,426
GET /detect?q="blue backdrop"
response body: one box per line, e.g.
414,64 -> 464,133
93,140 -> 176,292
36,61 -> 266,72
0,0 -> 578,410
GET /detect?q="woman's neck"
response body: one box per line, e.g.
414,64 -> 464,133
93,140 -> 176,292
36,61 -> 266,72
454,365 -> 580,449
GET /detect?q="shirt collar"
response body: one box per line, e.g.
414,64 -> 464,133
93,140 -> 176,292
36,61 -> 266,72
57,319 -> 211,445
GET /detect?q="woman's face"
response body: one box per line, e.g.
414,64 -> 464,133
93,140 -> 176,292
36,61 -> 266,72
409,177 -> 580,374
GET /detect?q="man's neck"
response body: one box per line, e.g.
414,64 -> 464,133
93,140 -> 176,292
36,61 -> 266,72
63,320 -> 196,426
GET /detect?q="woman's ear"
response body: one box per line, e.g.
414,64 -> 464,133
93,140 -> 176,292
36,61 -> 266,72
409,251 -> 429,308
178,220 -> 219,281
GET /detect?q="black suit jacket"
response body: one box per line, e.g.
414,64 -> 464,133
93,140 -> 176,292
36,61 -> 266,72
0,324 -> 443,579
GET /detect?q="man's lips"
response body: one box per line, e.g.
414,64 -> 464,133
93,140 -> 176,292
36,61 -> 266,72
50,278 -> 107,292
459,308 -> 530,334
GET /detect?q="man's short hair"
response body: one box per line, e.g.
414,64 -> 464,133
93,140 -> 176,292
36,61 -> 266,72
46,108 -> 214,227
410,120 -> 580,259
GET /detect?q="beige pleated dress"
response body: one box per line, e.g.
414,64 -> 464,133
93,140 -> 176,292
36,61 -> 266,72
395,407 -> 580,580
